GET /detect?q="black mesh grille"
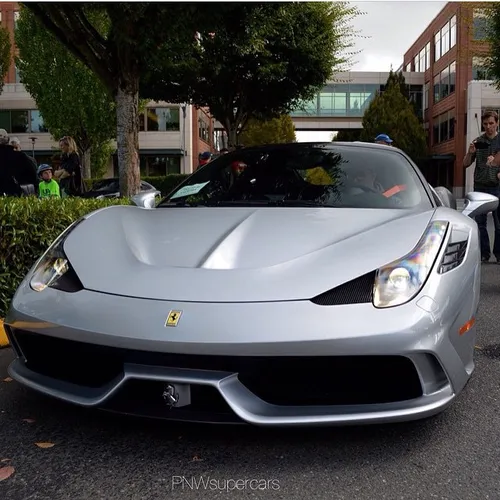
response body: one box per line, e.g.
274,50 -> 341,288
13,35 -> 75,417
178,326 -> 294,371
310,271 -> 376,306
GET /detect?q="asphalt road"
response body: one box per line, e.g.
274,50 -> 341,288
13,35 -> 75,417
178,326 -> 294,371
1,224 -> 500,499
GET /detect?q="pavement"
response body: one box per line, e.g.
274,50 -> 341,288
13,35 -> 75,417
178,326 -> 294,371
1,263 -> 500,499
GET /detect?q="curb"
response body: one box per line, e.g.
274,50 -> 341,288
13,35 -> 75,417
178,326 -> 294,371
0,319 -> 9,348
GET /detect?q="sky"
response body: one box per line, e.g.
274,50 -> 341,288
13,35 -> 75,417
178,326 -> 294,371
296,1 -> 447,143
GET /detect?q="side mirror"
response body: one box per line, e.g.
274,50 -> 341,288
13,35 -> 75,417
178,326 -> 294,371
131,190 -> 160,209
462,191 -> 499,218
433,186 -> 457,209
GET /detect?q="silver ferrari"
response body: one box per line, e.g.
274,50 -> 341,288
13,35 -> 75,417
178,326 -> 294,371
3,142 -> 498,426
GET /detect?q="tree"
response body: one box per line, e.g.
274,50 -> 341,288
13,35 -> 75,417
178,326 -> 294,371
0,25 -> 11,96
360,76 -> 427,162
141,2 -> 361,147
15,7 -> 115,178
485,4 -> 500,90
22,3 -> 230,196
333,129 -> 362,142
239,115 -> 296,147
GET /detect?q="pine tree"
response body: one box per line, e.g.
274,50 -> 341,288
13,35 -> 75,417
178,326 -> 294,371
360,78 -> 427,162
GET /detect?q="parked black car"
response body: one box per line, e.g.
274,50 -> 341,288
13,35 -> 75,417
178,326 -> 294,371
82,178 -> 157,199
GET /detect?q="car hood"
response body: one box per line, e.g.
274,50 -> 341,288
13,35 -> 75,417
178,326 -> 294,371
63,205 -> 435,302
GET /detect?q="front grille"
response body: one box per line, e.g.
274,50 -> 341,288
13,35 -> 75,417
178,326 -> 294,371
310,271 -> 376,306
11,329 -> 423,406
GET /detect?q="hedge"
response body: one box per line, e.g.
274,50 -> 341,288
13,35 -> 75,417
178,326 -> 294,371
84,174 -> 189,196
0,197 -> 132,318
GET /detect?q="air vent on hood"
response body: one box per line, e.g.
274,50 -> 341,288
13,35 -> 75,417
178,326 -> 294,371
310,271 -> 376,306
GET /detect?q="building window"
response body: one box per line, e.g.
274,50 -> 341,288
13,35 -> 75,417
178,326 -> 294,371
433,74 -> 440,104
30,110 -> 48,132
143,156 -> 181,176
433,110 -> 455,145
450,15 -> 457,47
434,32 -> 441,62
424,83 -> 429,110
405,63 -> 411,72
440,66 -> 449,99
425,43 -> 431,70
198,117 -> 210,143
473,9 -> 489,40
14,64 -> 21,83
14,11 -> 19,30
434,15 -> 456,62
433,61 -> 455,103
414,55 -> 419,72
472,56 -> 491,80
146,107 -> 180,131
449,61 -> 456,93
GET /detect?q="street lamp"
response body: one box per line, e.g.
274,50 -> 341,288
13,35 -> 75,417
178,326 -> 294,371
29,136 -> 37,159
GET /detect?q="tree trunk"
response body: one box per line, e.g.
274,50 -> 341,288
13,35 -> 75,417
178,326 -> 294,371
81,149 -> 91,179
226,125 -> 239,149
116,85 -> 140,197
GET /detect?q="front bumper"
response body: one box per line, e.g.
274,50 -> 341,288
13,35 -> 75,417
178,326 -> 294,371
4,285 -> 474,426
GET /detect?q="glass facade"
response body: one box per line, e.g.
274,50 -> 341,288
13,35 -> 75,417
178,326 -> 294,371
291,83 -> 423,119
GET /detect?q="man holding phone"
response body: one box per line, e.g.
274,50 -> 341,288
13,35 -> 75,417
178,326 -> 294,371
463,109 -> 500,263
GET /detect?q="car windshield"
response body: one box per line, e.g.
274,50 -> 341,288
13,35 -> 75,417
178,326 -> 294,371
91,180 -> 119,192
158,143 -> 431,209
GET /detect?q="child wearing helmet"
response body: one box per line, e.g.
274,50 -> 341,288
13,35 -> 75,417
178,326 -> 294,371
38,164 -> 60,199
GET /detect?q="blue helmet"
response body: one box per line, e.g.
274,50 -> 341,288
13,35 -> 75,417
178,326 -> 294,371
37,164 -> 53,177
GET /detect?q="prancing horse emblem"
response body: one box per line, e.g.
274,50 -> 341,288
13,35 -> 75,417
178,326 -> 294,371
165,310 -> 182,327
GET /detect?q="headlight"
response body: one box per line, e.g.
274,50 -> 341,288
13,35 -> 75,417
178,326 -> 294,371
29,218 -> 85,293
373,220 -> 448,308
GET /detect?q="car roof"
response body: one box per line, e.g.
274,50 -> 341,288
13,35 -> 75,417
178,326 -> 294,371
231,141 -> 401,154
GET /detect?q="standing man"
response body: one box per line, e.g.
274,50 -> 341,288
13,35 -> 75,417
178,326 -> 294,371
463,109 -> 500,263
374,134 -> 394,145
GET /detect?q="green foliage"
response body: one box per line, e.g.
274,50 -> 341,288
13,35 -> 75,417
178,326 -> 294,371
83,175 -> 189,196
15,7 -> 115,177
485,4 -> 500,91
90,141 -> 115,179
0,197 -> 131,318
141,2 -> 361,146
360,74 -> 427,162
239,115 -> 296,146
20,2 -> 241,196
333,129 -> 362,142
0,24 -> 11,94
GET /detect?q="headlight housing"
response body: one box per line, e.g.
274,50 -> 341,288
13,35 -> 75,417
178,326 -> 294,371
29,218 -> 85,293
373,220 -> 448,308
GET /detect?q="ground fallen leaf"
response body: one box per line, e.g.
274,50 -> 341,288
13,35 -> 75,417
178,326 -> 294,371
0,458 -> 10,463
0,466 -> 15,481
22,418 -> 35,424
35,442 -> 55,449
2,377 -> 12,382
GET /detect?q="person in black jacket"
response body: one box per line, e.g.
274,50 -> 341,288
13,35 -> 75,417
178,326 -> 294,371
54,136 -> 86,197
0,129 -> 38,196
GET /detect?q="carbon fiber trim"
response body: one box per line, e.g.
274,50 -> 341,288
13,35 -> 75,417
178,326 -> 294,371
310,271 -> 376,306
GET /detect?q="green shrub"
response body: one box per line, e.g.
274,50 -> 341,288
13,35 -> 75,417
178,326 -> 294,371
83,174 -> 189,195
0,196 -> 131,318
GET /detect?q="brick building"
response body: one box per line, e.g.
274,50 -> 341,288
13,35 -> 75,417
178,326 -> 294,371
402,1 -> 492,196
